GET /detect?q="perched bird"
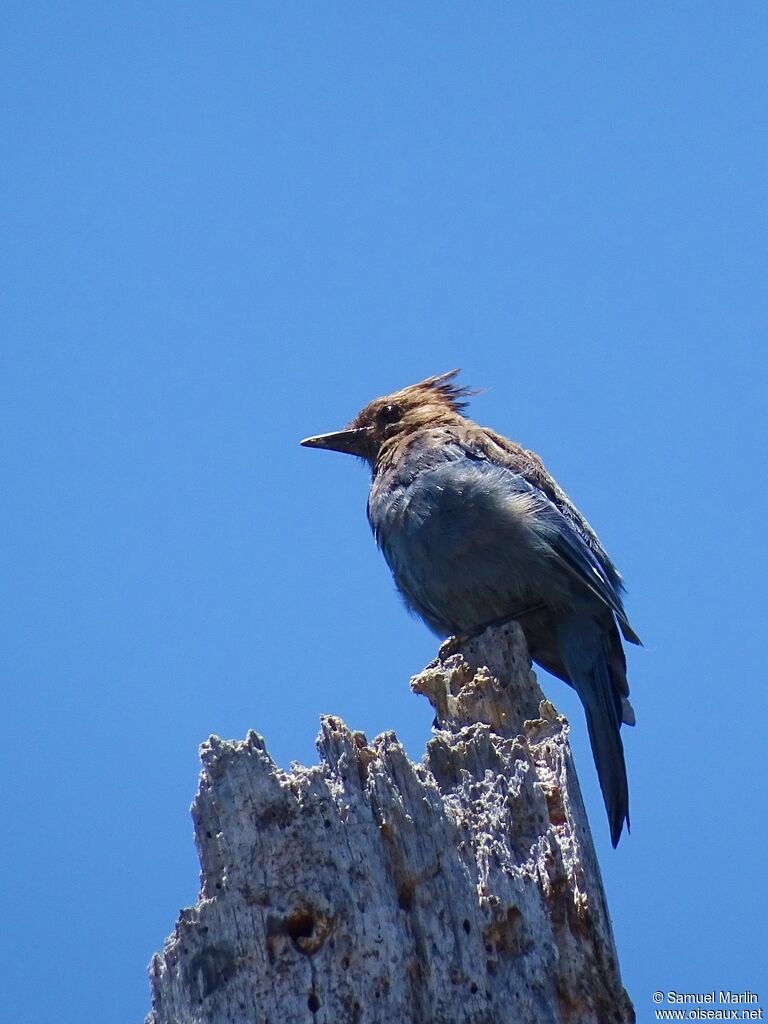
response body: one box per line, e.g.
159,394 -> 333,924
301,371 -> 640,846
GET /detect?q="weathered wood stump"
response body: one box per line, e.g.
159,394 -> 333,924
147,621 -> 634,1024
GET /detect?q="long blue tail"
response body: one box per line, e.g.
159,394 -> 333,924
556,613 -> 630,847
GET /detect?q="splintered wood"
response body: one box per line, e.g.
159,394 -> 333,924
147,622 -> 634,1024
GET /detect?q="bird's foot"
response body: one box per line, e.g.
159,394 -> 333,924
432,607 -> 547,665
438,633 -> 471,660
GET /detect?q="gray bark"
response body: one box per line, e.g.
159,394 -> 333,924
147,621 -> 634,1024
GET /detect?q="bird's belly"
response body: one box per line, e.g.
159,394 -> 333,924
371,466 -> 564,636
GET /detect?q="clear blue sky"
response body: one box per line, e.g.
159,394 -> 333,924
2,4 -> 766,1021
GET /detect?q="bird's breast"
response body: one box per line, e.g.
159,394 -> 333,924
367,451 -> 561,634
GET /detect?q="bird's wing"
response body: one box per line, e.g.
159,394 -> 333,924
461,430 -> 641,644
482,429 -> 618,573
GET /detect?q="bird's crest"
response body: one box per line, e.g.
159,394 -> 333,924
402,369 -> 479,414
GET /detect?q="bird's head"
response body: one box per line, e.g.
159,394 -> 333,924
300,370 -> 476,468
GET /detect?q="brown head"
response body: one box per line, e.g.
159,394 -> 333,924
300,370 -> 476,468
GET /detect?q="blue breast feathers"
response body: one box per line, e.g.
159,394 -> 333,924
367,441 -> 632,637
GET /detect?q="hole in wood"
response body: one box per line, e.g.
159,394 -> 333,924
283,905 -> 334,955
285,908 -> 315,944
398,879 -> 415,911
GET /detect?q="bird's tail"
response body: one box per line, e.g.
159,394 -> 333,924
556,613 -> 630,847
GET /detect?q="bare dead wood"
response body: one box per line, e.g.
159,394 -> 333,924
147,621 -> 634,1024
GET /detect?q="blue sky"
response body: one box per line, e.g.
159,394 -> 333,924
2,3 -> 766,1021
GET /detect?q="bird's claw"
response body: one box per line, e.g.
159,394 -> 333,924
438,634 -> 470,660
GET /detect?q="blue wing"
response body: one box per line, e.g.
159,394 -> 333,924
444,444 -> 640,640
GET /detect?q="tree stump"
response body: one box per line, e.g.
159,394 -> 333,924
147,621 -> 634,1024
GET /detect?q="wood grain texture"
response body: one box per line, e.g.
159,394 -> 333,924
147,621 -> 634,1024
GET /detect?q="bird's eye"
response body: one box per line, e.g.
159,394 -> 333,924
379,403 -> 402,424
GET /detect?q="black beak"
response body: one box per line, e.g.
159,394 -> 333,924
300,426 -> 371,456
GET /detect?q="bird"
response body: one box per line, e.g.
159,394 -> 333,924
300,370 -> 640,847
